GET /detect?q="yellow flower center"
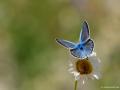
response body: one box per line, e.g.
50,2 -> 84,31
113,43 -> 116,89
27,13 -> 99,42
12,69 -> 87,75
76,58 -> 93,75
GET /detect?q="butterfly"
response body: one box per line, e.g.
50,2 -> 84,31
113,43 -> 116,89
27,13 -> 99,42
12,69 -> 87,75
56,21 -> 94,59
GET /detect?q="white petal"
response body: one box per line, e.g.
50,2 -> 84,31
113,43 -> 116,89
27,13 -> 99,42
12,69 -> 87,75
88,55 -> 101,72
79,75 -> 88,85
68,68 -> 74,72
75,75 -> 80,80
88,53 -> 101,80
93,74 -> 99,80
74,72 -> 80,77
89,52 -> 96,57
88,74 -> 95,80
70,71 -> 79,77
93,72 -> 101,79
69,63 -> 73,67
70,71 -> 80,80
83,80 -> 85,84
89,71 -> 101,80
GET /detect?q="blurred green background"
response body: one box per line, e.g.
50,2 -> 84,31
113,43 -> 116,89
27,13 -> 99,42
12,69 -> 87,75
0,0 -> 120,90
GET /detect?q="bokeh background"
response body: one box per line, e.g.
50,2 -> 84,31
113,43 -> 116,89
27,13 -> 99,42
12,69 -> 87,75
0,0 -> 120,90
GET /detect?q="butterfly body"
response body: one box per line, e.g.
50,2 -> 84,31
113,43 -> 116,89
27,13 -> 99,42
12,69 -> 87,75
77,43 -> 84,50
56,21 -> 94,59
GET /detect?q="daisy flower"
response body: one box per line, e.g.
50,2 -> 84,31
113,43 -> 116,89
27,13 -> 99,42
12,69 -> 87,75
68,52 -> 101,85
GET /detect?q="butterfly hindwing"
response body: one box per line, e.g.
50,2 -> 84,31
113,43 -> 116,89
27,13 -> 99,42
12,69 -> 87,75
70,47 -> 86,58
56,38 -> 76,49
83,39 -> 94,56
80,21 -> 90,43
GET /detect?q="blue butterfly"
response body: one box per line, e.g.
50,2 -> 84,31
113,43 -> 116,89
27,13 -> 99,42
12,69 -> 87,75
56,21 -> 94,59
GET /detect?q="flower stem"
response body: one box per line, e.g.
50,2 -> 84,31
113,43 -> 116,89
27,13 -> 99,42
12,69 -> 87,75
74,80 -> 78,90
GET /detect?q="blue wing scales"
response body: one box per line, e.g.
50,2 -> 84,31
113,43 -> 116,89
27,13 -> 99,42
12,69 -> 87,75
70,47 -> 86,58
80,21 -> 90,43
70,39 -> 94,58
56,38 -> 76,49
83,39 -> 94,56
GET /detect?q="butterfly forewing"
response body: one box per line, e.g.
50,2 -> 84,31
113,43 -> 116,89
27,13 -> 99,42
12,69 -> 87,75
56,38 -> 76,49
80,21 -> 90,43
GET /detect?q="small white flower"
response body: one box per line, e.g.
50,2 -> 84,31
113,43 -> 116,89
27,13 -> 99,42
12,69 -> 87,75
68,52 -> 101,85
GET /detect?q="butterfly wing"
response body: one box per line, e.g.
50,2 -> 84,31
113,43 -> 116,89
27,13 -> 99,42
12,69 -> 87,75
83,39 -> 94,57
70,47 -> 86,58
56,38 -> 76,49
80,21 -> 90,43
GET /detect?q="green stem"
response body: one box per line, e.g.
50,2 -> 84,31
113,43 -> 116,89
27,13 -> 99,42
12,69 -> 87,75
74,80 -> 78,90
